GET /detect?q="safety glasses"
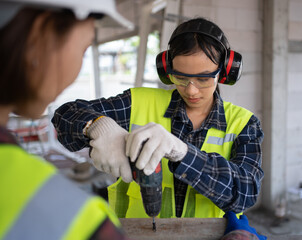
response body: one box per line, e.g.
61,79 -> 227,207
167,63 -> 222,89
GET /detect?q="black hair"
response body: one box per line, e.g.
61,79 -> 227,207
169,18 -> 228,64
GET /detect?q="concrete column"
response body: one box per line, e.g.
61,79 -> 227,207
157,0 -> 181,89
134,2 -> 153,87
134,0 -> 181,88
262,0 -> 288,213
159,0 -> 181,51
92,31 -> 101,98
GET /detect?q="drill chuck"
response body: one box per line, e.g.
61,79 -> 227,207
130,161 -> 162,217
140,184 -> 162,217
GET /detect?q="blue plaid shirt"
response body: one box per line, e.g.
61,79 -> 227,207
52,88 -> 264,216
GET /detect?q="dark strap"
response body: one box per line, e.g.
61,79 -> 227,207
89,218 -> 130,240
0,126 -> 19,145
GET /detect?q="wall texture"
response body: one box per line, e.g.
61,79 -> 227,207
181,0 -> 302,198
287,0 -> 302,190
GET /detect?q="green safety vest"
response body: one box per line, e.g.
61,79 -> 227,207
0,144 -> 121,240
108,87 -> 253,218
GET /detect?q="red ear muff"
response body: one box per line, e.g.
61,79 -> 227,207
219,50 -> 242,85
156,51 -> 173,85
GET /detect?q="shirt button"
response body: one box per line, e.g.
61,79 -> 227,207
181,173 -> 187,178
209,193 -> 214,197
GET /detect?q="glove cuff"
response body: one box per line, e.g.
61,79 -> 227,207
87,116 -> 119,139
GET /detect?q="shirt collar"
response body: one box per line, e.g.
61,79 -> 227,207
164,89 -> 227,131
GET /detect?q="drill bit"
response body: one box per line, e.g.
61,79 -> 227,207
152,217 -> 156,232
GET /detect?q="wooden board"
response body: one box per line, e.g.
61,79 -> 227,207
120,218 -> 227,240
120,218 -> 301,240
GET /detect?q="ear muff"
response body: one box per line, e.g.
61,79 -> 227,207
156,50 -> 173,85
219,50 -> 243,85
156,18 -> 243,86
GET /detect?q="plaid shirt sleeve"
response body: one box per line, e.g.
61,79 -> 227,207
173,115 -> 264,213
51,89 -> 132,152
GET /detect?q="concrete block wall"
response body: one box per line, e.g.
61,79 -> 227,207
181,0 -> 302,195
181,0 -> 263,119
289,0 -> 302,40
287,0 -> 302,189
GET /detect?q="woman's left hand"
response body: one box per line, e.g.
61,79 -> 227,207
125,122 -> 188,175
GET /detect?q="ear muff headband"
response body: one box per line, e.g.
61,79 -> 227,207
220,50 -> 234,84
219,50 -> 242,85
156,19 -> 243,86
162,51 -> 167,72
156,50 -> 172,85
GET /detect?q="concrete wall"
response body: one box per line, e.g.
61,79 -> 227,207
287,0 -> 302,189
181,0 -> 302,199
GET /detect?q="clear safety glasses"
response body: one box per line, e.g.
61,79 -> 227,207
167,63 -> 223,89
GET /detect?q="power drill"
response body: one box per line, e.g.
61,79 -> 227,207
130,160 -> 162,231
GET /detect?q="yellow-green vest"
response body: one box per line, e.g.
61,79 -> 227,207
0,144 -> 121,240
108,87 -> 253,218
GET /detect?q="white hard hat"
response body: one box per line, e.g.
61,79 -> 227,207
0,0 -> 134,30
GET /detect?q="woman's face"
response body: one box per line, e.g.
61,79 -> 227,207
15,17 -> 95,119
172,50 -> 219,111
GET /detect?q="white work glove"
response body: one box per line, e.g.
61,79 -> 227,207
125,122 -> 188,176
87,117 -> 133,183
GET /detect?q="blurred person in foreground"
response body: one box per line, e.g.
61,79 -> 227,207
0,0 -> 133,239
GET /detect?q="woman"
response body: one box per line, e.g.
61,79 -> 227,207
52,18 -> 264,219
0,0 -> 132,239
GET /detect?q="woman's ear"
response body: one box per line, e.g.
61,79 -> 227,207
26,12 -> 52,66
25,12 -> 56,90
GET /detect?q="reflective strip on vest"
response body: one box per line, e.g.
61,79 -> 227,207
4,174 -> 89,240
207,133 -> 237,145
